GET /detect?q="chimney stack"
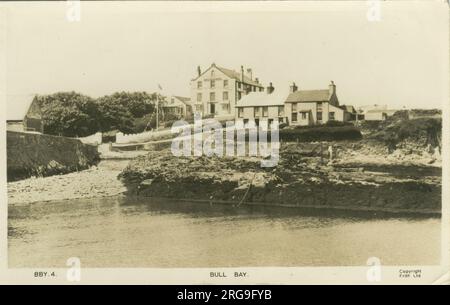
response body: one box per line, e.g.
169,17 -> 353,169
290,82 -> 298,93
266,82 -> 275,94
246,68 -> 253,80
329,80 -> 336,96
197,66 -> 201,77
255,77 -> 259,84
240,65 -> 244,82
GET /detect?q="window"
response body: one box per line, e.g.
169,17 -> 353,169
211,80 -> 215,88
329,112 -> 335,120
243,119 -> 249,125
197,93 -> 202,102
196,104 -> 203,111
211,70 -> 215,77
292,103 -> 297,112
254,106 -> 261,117
302,112 -> 307,119
238,92 -> 242,100
223,91 -> 229,100
278,106 -> 284,117
224,80 -> 228,88
197,81 -> 202,89
238,82 -> 241,89
222,104 -> 230,112
292,112 -> 298,122
262,106 -> 268,117
238,108 -> 244,118
317,111 -> 323,121
317,102 -> 323,111
210,92 -> 215,101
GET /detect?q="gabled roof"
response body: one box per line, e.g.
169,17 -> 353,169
192,64 -> 263,87
216,66 -> 262,87
286,89 -> 331,103
340,105 -> 356,113
236,90 -> 288,107
173,96 -> 191,105
366,109 -> 387,114
6,94 -> 35,121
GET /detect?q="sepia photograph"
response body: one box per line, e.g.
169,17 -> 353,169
0,0 -> 449,285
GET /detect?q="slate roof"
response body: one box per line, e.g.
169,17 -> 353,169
340,105 -> 356,113
216,66 -> 263,87
173,96 -> 191,105
236,90 -> 288,107
285,90 -> 331,103
6,94 -> 35,121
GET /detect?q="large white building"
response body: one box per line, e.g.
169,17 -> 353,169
235,84 -> 288,129
190,63 -> 265,119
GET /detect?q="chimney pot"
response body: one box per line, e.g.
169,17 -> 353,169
246,68 -> 253,80
329,80 -> 336,96
290,82 -> 298,93
197,66 -> 201,77
266,82 -> 275,94
240,66 -> 244,82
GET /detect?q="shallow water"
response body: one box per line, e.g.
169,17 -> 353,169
8,196 -> 441,268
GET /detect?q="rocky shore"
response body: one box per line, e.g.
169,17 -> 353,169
119,142 -> 442,215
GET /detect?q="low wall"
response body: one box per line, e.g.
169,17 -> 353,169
7,131 -> 100,181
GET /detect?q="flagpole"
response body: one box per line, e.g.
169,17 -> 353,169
156,93 -> 159,131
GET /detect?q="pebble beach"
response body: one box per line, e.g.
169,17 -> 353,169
7,160 -> 130,205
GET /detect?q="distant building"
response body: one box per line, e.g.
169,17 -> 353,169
285,81 -> 347,126
190,63 -> 264,119
235,84 -> 288,129
340,105 -> 357,121
162,95 -> 192,118
364,110 -> 388,121
6,96 -> 43,133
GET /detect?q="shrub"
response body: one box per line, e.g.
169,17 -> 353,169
369,117 -> 442,148
324,120 -> 353,127
280,125 -> 362,142
35,92 -> 100,137
133,113 -> 156,133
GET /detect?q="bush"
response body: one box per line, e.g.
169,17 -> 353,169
35,92 -> 100,137
33,91 -> 163,137
370,117 -> 442,148
133,113 -> 156,133
280,125 -> 362,142
324,120 -> 353,127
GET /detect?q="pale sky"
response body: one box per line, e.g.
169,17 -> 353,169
2,1 -> 449,119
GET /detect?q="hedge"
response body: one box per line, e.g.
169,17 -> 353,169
279,125 -> 362,142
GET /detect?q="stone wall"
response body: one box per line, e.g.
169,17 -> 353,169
7,131 -> 100,181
